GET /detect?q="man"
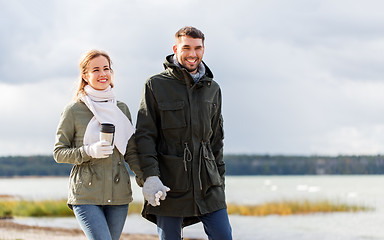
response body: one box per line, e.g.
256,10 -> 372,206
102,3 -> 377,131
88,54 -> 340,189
135,26 -> 232,240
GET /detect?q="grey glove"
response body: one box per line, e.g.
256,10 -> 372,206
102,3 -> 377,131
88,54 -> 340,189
143,176 -> 170,207
84,140 -> 113,159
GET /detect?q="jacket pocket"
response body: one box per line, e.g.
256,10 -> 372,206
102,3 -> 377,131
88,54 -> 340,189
158,101 -> 186,129
158,154 -> 189,192
69,163 -> 95,197
205,100 -> 218,118
69,165 -> 83,195
113,162 -> 132,200
201,143 -> 223,194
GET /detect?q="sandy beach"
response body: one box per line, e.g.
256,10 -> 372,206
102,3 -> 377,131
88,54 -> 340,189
0,220 -> 202,240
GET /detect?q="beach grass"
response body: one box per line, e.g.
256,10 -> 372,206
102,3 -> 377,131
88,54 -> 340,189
227,199 -> 373,216
0,199 -> 372,218
0,199 -> 73,217
0,199 -> 145,217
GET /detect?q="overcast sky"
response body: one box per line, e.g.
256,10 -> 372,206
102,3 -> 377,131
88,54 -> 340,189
1,0 -> 384,156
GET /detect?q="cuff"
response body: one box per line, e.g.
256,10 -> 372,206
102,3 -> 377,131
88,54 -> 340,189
80,146 -> 92,163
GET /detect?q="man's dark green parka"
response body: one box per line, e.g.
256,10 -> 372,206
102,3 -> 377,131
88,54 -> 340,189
135,54 -> 227,227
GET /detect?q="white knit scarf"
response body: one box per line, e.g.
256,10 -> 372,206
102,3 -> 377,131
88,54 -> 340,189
81,85 -> 134,155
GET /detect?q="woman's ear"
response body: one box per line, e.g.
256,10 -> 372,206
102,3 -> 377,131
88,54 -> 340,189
82,74 -> 88,82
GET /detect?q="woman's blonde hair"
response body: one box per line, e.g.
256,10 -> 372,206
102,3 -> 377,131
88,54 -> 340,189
73,49 -> 114,100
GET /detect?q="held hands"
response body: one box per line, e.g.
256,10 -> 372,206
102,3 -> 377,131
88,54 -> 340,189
143,176 -> 170,207
84,140 -> 114,159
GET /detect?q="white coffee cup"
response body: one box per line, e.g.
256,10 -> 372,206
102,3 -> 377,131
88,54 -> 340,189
100,123 -> 115,145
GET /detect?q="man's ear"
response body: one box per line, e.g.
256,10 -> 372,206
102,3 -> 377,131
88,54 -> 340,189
172,45 -> 177,54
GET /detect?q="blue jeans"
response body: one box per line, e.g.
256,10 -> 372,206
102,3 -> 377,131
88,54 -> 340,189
156,208 -> 232,240
73,204 -> 128,240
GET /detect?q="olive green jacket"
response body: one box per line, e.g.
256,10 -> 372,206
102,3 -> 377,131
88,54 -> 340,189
136,55 -> 226,226
54,100 -> 143,207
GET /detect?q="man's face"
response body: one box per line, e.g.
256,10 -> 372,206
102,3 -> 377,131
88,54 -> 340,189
173,36 -> 205,74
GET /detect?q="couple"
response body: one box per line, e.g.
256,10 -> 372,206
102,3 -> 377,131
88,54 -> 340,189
53,26 -> 232,240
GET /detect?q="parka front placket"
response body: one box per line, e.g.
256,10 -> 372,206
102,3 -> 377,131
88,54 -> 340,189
185,75 -> 204,206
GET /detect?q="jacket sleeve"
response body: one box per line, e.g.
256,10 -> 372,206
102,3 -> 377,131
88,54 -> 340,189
53,104 -> 92,165
135,80 -> 161,180
121,103 -> 145,187
125,135 -> 144,187
210,88 -> 225,179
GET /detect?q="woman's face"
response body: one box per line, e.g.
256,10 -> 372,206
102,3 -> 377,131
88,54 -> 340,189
83,56 -> 112,90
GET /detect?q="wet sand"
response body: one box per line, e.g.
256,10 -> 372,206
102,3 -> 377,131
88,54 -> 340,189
0,220 -> 202,240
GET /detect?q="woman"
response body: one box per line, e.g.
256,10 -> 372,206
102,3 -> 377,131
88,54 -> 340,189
54,50 -> 143,240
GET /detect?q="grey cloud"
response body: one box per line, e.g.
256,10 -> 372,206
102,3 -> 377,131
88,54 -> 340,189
1,0 -> 384,155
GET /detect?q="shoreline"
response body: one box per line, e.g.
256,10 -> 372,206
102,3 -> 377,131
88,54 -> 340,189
0,219 -> 156,240
0,220 -> 203,240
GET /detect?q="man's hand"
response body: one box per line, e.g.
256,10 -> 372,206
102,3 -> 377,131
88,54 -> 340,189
143,176 -> 170,207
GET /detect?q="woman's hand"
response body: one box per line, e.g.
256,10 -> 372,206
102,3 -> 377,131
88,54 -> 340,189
84,140 -> 113,158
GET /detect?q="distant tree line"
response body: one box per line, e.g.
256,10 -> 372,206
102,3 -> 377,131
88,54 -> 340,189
1,154 -> 384,177
0,155 -> 72,177
224,154 -> 384,175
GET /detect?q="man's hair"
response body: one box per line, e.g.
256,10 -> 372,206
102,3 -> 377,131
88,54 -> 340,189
175,26 -> 205,43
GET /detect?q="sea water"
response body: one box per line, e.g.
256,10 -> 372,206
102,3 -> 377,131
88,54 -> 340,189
2,175 -> 384,240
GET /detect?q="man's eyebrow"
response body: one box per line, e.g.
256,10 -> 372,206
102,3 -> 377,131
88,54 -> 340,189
182,44 -> 203,48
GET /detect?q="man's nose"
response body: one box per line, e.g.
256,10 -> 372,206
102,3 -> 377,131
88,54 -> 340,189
189,50 -> 197,57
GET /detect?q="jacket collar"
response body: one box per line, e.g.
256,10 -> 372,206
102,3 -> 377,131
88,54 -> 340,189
163,54 -> 214,87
